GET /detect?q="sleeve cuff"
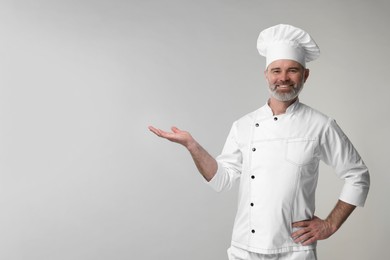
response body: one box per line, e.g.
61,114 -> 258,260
205,161 -> 234,192
339,183 -> 370,207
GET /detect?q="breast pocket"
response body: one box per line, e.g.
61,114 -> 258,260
285,138 -> 316,166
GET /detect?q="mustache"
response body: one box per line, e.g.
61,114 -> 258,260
269,82 -> 295,90
274,80 -> 294,85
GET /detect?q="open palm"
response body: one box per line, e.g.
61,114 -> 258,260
148,126 -> 194,148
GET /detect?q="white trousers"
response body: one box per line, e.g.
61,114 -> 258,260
227,246 -> 317,260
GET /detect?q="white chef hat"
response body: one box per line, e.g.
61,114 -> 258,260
257,24 -> 320,68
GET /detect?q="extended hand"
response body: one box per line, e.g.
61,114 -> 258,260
148,126 -> 195,148
291,216 -> 336,246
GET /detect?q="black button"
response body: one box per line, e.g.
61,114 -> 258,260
251,229 -> 255,233
251,175 -> 255,179
252,148 -> 256,152
255,123 -> 259,127
250,203 -> 254,207
274,117 -> 278,121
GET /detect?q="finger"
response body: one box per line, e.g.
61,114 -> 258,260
291,228 -> 307,239
301,236 -> 317,246
148,126 -> 168,138
293,230 -> 313,244
291,227 -> 310,240
158,129 -> 172,138
292,221 -> 309,228
148,126 -> 159,132
171,126 -> 180,133
148,126 -> 161,135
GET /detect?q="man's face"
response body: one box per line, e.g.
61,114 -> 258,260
264,59 -> 309,102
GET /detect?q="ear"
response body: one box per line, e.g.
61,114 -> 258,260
303,68 -> 310,82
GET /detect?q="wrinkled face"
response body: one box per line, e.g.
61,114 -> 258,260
264,59 -> 309,102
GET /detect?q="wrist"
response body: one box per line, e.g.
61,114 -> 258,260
186,139 -> 199,152
324,217 -> 339,234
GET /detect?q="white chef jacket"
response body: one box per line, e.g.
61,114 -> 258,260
208,100 -> 370,254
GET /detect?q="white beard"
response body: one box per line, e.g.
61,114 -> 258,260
268,81 -> 304,102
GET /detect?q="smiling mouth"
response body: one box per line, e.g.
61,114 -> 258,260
276,85 -> 294,90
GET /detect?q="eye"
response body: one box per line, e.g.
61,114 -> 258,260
288,68 -> 301,73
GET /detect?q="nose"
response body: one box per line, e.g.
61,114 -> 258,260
279,71 -> 290,82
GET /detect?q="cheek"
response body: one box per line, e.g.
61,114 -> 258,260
266,78 -> 275,86
266,75 -> 277,84
292,75 -> 304,83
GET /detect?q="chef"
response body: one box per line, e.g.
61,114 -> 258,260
148,24 -> 370,260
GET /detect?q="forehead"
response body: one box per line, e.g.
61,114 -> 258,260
267,59 -> 304,70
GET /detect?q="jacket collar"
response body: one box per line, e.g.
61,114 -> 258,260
263,98 -> 301,116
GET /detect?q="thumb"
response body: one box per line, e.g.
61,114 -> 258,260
171,126 -> 181,133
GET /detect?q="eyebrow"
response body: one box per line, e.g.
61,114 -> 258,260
288,67 -> 302,70
269,67 -> 302,71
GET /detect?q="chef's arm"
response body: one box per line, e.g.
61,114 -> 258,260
325,199 -> 356,234
291,200 -> 356,245
148,126 -> 218,181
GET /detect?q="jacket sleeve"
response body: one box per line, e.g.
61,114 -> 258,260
320,119 -> 370,207
207,122 -> 242,192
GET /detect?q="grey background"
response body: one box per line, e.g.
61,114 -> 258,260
0,0 -> 388,259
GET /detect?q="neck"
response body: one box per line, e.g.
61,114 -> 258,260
268,97 -> 298,115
